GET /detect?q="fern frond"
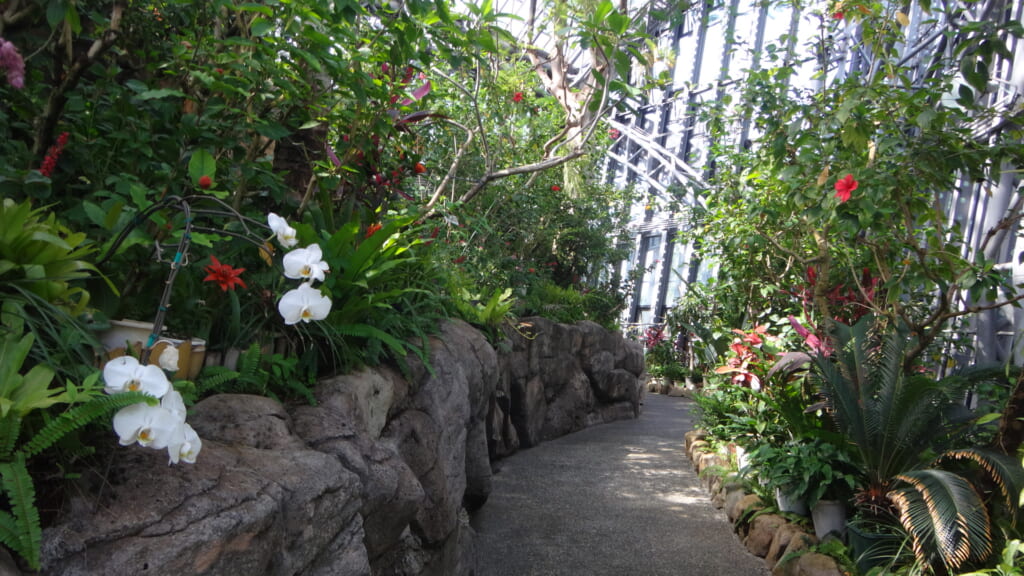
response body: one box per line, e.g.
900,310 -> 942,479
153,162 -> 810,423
0,456 -> 41,570
17,391 -> 155,459
0,414 -> 22,461
0,511 -> 21,557
196,366 -> 241,392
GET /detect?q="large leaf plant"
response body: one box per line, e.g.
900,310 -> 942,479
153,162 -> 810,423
811,316 -> 1024,573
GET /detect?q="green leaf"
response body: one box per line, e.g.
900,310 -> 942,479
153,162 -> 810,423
254,120 -> 291,139
188,149 -> 217,185
137,88 -> 186,100
250,18 -> 274,37
237,2 -> 274,16
974,412 -> 1002,425
46,0 -> 65,29
64,3 -> 81,34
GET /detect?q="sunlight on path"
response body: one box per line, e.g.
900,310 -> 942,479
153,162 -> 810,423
472,393 -> 770,576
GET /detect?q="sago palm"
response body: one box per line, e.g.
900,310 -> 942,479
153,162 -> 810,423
811,316 -> 1024,573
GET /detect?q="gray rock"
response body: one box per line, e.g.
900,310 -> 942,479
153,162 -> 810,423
190,393 -> 306,450
42,441 -> 363,576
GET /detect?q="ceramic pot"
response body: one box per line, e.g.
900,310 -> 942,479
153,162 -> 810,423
775,487 -> 809,516
811,499 -> 847,539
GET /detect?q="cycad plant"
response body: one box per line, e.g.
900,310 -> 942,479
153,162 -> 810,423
812,316 -> 1024,574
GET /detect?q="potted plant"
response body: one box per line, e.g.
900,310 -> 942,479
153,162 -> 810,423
662,362 -> 688,388
746,435 -> 857,521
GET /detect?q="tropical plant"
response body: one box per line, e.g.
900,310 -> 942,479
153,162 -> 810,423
810,316 -> 1024,574
959,540 -> 1024,576
745,435 -> 858,509
0,332 -> 152,570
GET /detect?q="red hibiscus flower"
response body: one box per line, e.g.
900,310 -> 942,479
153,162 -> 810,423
834,173 -> 858,202
203,256 -> 247,291
512,92 -> 524,103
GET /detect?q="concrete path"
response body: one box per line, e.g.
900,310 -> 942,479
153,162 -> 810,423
472,393 -> 770,576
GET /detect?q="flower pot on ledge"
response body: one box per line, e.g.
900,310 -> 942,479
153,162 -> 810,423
100,319 -> 206,380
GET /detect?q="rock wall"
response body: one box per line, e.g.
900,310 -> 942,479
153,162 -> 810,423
39,318 -> 643,576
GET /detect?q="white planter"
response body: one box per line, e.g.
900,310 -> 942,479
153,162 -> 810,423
100,319 -> 157,353
775,487 -> 809,516
811,499 -> 847,539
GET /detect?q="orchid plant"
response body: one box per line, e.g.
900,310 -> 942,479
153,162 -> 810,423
98,204 -> 335,464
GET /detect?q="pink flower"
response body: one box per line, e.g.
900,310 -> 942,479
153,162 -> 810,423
0,38 -> 25,89
834,174 -> 858,202
608,128 -> 621,139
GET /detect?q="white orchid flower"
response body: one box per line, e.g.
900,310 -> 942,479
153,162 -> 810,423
112,402 -> 182,449
278,282 -> 332,324
158,345 -> 179,372
267,213 -> 298,249
103,356 -> 170,398
283,244 -> 330,283
161,388 -> 187,419
167,422 -> 202,465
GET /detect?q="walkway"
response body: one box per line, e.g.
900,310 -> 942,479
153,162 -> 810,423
472,393 -> 770,576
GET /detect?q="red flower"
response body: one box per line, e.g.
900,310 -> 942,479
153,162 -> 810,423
512,92 -> 524,103
365,222 -> 383,238
834,173 -> 858,202
203,256 -> 247,291
414,162 -> 427,174
198,175 -> 213,189
528,268 -> 535,273
551,185 -> 561,191
608,128 -> 620,139
39,132 -> 69,177
833,11 -> 844,18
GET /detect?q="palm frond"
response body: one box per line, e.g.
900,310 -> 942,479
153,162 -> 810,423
891,469 -> 992,572
937,448 -> 1024,516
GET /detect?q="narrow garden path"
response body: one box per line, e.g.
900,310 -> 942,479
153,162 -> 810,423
472,392 -> 770,576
